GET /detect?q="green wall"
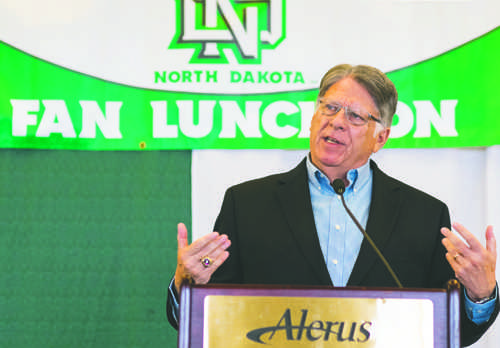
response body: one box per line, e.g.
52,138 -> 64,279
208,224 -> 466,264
0,149 -> 190,347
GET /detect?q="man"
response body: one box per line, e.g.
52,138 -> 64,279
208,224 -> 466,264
167,64 -> 498,346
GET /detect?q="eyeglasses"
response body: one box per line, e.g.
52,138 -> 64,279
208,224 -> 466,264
317,99 -> 383,126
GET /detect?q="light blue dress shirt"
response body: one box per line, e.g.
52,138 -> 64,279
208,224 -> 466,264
306,156 -> 372,287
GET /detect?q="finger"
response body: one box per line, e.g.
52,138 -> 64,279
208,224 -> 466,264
211,250 -> 230,270
441,235 -> 453,252
485,225 -> 497,258
192,236 -> 231,272
442,238 -> 468,268
445,250 -> 471,281
441,227 -> 463,252
187,232 -> 221,256
206,237 -> 231,261
441,226 -> 471,257
195,250 -> 230,284
181,234 -> 229,274
445,251 -> 460,271
199,246 -> 231,271
195,234 -> 231,262
442,235 -> 470,264
441,237 -> 458,255
177,223 -> 189,250
451,222 -> 483,250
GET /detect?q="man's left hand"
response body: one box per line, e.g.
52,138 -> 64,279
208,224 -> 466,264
441,223 -> 497,301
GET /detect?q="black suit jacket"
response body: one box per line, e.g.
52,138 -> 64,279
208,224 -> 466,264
168,158 -> 498,346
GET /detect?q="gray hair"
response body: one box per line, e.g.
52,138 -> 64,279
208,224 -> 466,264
318,64 -> 398,127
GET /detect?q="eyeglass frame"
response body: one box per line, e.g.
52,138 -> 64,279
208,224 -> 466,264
316,98 -> 383,126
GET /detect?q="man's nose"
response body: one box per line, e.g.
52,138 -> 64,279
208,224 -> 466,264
329,108 -> 349,128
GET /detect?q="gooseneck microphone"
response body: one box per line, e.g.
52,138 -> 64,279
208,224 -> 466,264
331,179 -> 403,288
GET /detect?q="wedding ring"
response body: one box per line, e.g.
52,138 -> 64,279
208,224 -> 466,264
201,256 -> 213,268
453,253 -> 460,261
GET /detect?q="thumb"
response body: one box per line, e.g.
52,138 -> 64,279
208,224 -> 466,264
485,225 -> 497,258
177,222 -> 189,250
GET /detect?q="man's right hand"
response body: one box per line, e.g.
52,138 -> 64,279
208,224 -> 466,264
174,222 -> 231,292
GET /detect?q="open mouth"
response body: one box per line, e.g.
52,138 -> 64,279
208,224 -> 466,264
324,136 -> 344,145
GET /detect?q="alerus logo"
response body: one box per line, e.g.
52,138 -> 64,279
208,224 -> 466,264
246,309 -> 372,345
170,0 -> 286,64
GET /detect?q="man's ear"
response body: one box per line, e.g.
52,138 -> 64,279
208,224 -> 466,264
373,127 -> 390,153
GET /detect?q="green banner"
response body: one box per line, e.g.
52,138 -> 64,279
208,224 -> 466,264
1,27 -> 499,150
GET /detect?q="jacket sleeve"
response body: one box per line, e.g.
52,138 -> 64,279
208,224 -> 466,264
165,277 -> 180,330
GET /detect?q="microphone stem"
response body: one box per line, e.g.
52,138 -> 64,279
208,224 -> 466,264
339,195 -> 403,288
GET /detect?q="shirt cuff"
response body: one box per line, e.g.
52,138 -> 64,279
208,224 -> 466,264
463,284 -> 498,325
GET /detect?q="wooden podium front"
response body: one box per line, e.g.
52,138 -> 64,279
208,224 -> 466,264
178,281 -> 460,348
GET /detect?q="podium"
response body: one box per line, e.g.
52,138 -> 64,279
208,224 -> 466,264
178,280 -> 460,348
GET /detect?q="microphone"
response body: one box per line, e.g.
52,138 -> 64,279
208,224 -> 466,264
331,179 -> 403,288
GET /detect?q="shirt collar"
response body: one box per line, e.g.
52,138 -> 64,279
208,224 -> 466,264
306,154 -> 371,193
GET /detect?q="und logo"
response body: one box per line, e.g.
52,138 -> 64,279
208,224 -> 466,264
169,0 -> 286,64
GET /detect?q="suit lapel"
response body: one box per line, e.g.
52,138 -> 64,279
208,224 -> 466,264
347,160 -> 403,286
275,159 -> 333,285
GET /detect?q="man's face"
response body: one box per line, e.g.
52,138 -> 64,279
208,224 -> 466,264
309,77 -> 390,180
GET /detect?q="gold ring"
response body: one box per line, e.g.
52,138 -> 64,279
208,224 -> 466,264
201,256 -> 213,268
453,253 -> 460,261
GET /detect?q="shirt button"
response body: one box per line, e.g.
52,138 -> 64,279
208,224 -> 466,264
332,259 -> 338,265
335,224 -> 340,230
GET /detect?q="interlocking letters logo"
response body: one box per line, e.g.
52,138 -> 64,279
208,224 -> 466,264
169,0 -> 286,64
